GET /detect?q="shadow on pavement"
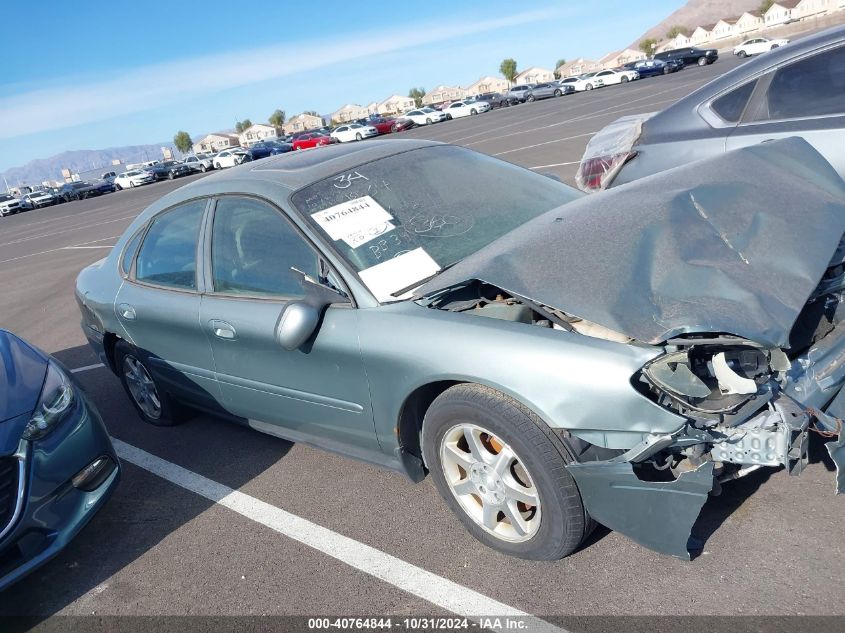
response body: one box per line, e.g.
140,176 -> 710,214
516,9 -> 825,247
0,344 -> 294,619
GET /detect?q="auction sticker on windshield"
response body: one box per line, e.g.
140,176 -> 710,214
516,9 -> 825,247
359,247 -> 440,302
311,195 -> 393,247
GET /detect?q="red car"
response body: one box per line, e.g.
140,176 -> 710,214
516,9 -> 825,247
391,118 -> 417,133
291,132 -> 334,150
364,117 -> 395,135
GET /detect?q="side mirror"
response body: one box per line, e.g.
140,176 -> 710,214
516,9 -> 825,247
275,302 -> 320,351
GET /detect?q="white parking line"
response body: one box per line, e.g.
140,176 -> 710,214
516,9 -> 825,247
70,363 -> 105,373
529,161 -> 580,169
62,245 -> 115,250
112,438 -> 568,633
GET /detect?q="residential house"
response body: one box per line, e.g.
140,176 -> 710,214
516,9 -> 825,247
656,34 -> 691,54
366,102 -> 379,116
463,76 -> 510,96
599,48 -> 646,69
711,17 -> 739,39
795,0 -> 839,19
421,85 -> 466,106
282,113 -> 324,135
378,94 -> 416,115
765,0 -> 801,25
192,133 -> 240,154
556,58 -> 600,77
238,123 -> 280,147
330,104 -> 369,124
513,66 -> 555,85
735,10 -> 764,34
690,24 -> 715,45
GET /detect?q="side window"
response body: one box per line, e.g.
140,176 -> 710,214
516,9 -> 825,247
763,46 -> 845,120
211,197 -> 320,298
135,200 -> 205,289
711,79 -> 758,123
120,228 -> 145,276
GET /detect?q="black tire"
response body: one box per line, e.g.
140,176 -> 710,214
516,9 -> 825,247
697,56 -> 707,66
422,384 -> 591,560
737,50 -> 747,58
200,164 -> 207,172
585,83 -> 593,91
114,341 -> 185,427
621,76 -> 629,83
553,89 -> 562,96
168,172 -> 175,180
445,113 -> 452,120
426,117 -> 432,124
770,44 -> 779,50
115,184 -> 122,191
130,181 -> 136,188
470,108 -> 477,115
526,94 -> 535,102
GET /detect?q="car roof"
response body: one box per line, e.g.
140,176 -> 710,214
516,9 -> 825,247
178,139 -> 442,193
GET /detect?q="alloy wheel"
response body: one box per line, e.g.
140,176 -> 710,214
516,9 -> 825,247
439,422 -> 541,542
123,355 -> 162,420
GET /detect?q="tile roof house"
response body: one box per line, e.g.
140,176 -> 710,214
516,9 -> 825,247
282,113 -> 324,135
377,95 -> 416,115
765,0 -> 802,25
330,104 -> 369,124
513,66 -> 555,85
238,123 -> 281,147
192,133 -> 240,154
555,58 -> 600,77
463,76 -> 510,96
735,10 -> 764,33
421,85 -> 466,106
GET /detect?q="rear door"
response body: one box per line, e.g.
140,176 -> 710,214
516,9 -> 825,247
198,195 -> 379,453
115,198 -> 221,406
725,43 -> 845,177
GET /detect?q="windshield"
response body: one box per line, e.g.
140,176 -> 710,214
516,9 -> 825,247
291,145 -> 581,301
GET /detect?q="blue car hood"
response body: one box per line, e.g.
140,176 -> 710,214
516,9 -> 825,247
422,138 -> 845,348
0,330 -> 47,422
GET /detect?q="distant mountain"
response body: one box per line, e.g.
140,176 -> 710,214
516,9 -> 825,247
2,143 -> 175,186
629,0 -> 761,48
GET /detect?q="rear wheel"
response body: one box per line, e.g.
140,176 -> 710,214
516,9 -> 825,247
770,44 -> 780,50
445,114 -> 452,120
737,50 -> 747,58
422,384 -> 591,560
526,94 -> 535,102
114,341 -> 185,427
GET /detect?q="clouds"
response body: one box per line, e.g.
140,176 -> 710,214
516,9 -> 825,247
0,7 -> 567,140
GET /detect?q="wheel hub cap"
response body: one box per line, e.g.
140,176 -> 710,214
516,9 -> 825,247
123,355 -> 162,419
440,423 -> 541,542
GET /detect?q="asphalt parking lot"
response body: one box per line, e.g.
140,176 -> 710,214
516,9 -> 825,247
1,55 -> 843,630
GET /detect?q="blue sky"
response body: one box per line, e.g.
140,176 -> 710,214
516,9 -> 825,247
0,0 -> 682,171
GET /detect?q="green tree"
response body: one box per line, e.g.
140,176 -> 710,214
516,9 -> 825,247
759,0 -> 775,14
234,118 -> 253,133
303,110 -> 320,117
408,87 -> 426,108
553,58 -> 566,79
638,38 -> 659,56
665,25 -> 691,39
499,58 -> 518,86
173,130 -> 193,154
269,109 -> 285,127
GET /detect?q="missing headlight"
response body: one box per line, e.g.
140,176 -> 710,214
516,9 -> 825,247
640,343 -> 785,418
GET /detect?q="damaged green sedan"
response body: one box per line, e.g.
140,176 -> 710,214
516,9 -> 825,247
75,136 -> 844,560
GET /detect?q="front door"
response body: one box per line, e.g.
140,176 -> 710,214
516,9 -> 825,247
199,195 -> 379,453
115,198 -> 221,406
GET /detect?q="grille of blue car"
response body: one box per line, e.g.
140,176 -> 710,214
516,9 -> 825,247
0,457 -> 19,534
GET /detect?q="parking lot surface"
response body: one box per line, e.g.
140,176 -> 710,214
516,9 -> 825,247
1,56 -> 843,629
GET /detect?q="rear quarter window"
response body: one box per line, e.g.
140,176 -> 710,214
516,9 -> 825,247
711,80 -> 758,123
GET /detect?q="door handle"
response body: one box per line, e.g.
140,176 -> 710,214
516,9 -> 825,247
209,320 -> 237,340
118,303 -> 136,320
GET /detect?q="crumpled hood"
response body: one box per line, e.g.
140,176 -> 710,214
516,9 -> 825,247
0,330 -> 48,422
421,138 -> 845,348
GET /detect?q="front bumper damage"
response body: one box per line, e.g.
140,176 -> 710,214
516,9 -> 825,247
566,340 -> 845,560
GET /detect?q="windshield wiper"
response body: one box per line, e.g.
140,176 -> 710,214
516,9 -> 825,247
389,262 -> 457,298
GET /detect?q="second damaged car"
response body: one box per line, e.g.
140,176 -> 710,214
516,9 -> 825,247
75,137 -> 845,561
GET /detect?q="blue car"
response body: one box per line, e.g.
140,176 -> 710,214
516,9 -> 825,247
0,329 -> 119,591
627,59 -> 672,77
246,140 -> 293,160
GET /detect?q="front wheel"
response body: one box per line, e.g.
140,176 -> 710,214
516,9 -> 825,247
168,172 -> 175,180
426,118 -> 432,124
355,133 -> 363,141
663,66 -> 670,75
470,108 -> 477,115
422,384 -> 591,560
698,57 -> 707,66
115,184 -> 122,191
553,89 -> 562,96
620,76 -> 629,83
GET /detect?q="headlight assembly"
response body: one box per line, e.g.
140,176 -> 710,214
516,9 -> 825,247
23,363 -> 76,441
